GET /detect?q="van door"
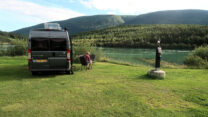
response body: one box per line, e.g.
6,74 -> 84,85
49,38 -> 67,69
31,38 -> 51,69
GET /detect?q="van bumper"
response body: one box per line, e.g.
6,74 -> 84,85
31,69 -> 70,72
28,62 -> 72,72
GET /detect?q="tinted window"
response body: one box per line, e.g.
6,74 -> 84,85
50,38 -> 66,51
31,38 -> 49,51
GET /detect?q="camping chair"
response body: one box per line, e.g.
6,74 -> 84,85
90,54 -> 95,63
89,54 -> 95,69
79,55 -> 87,70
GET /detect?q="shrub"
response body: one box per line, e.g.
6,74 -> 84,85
0,39 -> 27,56
184,55 -> 207,68
0,45 -> 26,56
13,46 -> 26,56
73,40 -> 103,63
184,45 -> 208,68
193,46 -> 208,60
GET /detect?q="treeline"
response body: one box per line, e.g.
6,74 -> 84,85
72,24 -> 208,49
0,30 -> 27,43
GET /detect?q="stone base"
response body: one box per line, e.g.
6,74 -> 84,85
148,70 -> 166,79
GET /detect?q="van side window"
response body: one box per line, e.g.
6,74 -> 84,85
50,38 -> 66,51
31,38 -> 49,51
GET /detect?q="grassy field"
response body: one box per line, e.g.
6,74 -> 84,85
0,56 -> 208,117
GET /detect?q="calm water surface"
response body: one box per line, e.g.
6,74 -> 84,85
100,47 -> 191,65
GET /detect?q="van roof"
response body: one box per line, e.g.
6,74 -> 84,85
29,30 -> 68,39
31,28 -> 65,32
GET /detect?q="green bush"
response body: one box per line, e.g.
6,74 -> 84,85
0,45 -> 26,56
4,46 -> 15,56
184,55 -> 207,68
73,40 -> 103,63
193,46 -> 208,60
0,39 -> 27,56
0,50 -> 3,56
184,46 -> 208,68
13,46 -> 26,56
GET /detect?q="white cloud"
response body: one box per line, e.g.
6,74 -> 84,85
107,11 -> 117,15
0,0 -> 84,23
80,0 -> 208,14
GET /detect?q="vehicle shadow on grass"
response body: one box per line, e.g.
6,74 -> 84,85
0,65 -> 75,81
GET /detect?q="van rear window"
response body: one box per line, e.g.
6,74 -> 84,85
31,38 -> 49,51
31,38 -> 66,51
50,38 -> 66,51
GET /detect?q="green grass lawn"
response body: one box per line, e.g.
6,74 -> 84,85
0,56 -> 208,117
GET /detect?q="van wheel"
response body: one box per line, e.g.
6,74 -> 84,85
32,71 -> 38,75
70,70 -> 74,75
66,71 -> 71,74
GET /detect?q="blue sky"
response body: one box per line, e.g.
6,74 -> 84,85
0,0 -> 207,32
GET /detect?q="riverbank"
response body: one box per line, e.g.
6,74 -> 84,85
0,56 -> 208,117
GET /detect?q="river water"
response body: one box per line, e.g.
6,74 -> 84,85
100,47 -> 191,65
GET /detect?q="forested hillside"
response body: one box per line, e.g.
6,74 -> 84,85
72,24 -> 208,49
13,10 -> 208,36
0,31 -> 26,44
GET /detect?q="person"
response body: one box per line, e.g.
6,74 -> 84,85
84,52 -> 92,69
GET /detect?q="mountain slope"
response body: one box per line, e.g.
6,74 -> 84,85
127,10 -> 208,24
13,10 -> 208,36
13,15 -> 125,36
